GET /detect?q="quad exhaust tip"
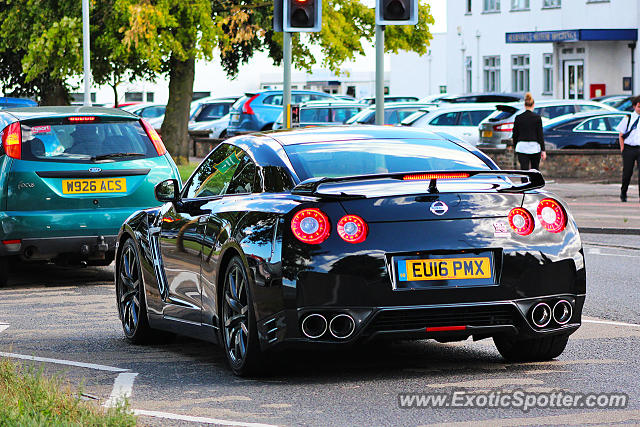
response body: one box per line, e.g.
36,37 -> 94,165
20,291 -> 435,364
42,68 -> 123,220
329,314 -> 356,339
553,300 -> 573,325
531,302 -> 552,328
301,314 -> 327,339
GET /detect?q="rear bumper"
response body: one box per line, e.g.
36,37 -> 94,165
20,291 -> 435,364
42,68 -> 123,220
0,235 -> 117,259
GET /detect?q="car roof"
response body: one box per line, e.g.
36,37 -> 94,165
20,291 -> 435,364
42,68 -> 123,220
300,100 -> 367,108
364,102 -> 435,110
420,103 -> 500,112
263,125 -> 443,146
0,106 -> 137,121
544,110 -> 630,127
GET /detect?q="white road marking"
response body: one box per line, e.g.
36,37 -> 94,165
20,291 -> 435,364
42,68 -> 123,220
104,372 -> 139,408
0,351 -> 129,372
0,323 -> 9,333
133,409 -> 279,427
583,319 -> 640,328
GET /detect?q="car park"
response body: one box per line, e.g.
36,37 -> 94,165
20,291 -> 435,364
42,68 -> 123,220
227,90 -> 336,136
401,103 -> 497,145
0,106 -> 181,286
114,126 -> 584,376
345,102 -> 435,126
543,111 -> 630,149
119,103 -> 166,120
272,100 -> 367,130
478,100 -> 618,148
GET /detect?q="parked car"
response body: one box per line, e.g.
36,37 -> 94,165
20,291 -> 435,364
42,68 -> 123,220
227,90 -> 336,136
437,93 -> 523,104
478,100 -> 618,148
189,96 -> 239,124
591,94 -> 628,108
345,102 -> 435,126
272,100 -> 367,130
114,125 -> 584,376
608,96 -> 634,112
0,97 -> 37,109
119,103 -> 166,120
543,111 -> 630,149
360,96 -> 419,105
0,107 -> 181,286
188,113 -> 230,138
401,103 -> 498,145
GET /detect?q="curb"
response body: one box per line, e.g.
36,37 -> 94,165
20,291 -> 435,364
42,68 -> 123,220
579,227 -> 640,235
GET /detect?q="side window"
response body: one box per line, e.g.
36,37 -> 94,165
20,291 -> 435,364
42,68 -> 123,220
362,111 -> 376,124
545,105 -> 575,119
226,153 -> 259,195
469,110 -> 494,125
263,95 -> 282,106
396,109 -> 420,123
385,110 -> 399,124
607,115 -> 626,130
458,112 -> 473,126
578,104 -> 603,112
292,94 -> 313,103
184,144 -> 243,198
429,112 -> 458,126
575,118 -> 609,132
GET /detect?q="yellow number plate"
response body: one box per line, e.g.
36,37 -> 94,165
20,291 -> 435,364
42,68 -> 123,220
62,178 -> 127,194
398,257 -> 491,281
481,130 -> 493,138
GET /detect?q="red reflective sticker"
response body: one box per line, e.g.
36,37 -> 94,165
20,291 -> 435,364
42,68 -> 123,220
31,125 -> 51,134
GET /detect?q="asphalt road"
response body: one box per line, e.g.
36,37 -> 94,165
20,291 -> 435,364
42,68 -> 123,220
1,233 -> 639,426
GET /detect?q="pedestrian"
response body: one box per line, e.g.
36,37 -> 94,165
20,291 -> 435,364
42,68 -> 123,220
512,92 -> 546,170
617,95 -> 640,202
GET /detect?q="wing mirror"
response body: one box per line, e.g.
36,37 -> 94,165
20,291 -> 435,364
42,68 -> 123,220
155,178 -> 180,203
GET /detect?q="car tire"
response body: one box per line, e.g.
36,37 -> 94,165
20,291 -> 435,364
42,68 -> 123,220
494,334 -> 569,362
219,130 -> 227,139
221,256 -> 262,376
116,238 -> 153,344
0,256 -> 8,287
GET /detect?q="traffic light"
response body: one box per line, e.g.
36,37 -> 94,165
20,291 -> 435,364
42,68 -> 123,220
375,0 -> 418,26
283,0 -> 322,32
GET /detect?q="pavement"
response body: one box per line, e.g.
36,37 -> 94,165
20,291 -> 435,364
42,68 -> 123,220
546,181 -> 640,234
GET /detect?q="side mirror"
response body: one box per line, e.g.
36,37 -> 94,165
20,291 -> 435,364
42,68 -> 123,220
155,179 -> 179,203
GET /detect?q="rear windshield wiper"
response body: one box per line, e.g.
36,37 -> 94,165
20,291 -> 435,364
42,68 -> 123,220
92,153 -> 146,161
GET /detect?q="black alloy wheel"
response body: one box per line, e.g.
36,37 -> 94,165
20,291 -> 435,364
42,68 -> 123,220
117,239 -> 151,343
221,256 -> 261,376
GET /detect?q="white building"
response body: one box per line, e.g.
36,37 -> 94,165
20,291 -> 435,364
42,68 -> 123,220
392,0 -> 639,100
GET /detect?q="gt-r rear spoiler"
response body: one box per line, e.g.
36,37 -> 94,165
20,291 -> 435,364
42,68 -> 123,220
291,170 -> 545,197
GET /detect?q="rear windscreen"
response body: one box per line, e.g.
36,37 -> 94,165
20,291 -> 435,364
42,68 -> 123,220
283,139 -> 490,180
20,120 -> 158,163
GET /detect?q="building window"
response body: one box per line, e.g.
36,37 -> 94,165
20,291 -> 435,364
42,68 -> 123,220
465,56 -> 473,93
125,92 -> 143,102
511,0 -> 529,10
70,93 -> 96,103
543,54 -> 553,94
543,0 -> 561,7
466,0 -> 472,13
511,55 -> 530,92
483,0 -> 500,12
146,92 -> 154,102
483,56 -> 501,92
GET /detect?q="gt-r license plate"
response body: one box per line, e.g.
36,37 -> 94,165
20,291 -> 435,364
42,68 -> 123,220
481,130 -> 493,138
62,178 -> 127,194
393,252 -> 495,290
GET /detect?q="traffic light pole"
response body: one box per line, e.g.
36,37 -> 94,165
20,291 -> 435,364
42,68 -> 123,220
82,0 -> 91,106
283,31 -> 292,129
375,25 -> 384,125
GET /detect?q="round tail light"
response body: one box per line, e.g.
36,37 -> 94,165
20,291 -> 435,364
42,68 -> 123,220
537,198 -> 566,233
508,207 -> 535,236
291,208 -> 330,244
337,215 -> 368,243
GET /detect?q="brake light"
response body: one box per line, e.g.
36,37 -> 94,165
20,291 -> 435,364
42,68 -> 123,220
242,94 -> 260,115
337,215 -> 368,244
67,116 -> 97,123
537,198 -> 566,233
426,326 -> 466,332
2,239 -> 21,251
508,207 -> 534,236
291,208 -> 330,244
2,122 -> 22,159
140,119 -> 167,155
493,122 -> 514,132
403,172 -> 470,181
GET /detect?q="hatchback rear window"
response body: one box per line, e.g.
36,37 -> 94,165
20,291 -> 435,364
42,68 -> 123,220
19,119 -> 159,163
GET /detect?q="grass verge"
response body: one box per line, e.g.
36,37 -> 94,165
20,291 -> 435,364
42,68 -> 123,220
177,162 -> 198,182
0,358 -> 136,426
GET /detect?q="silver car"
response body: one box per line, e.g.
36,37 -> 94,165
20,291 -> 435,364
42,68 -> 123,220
477,100 -> 618,148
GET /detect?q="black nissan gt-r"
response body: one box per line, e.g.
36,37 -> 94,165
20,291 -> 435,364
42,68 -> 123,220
114,126 -> 585,376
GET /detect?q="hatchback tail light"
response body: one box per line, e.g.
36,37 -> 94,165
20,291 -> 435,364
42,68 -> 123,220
140,119 -> 167,155
1,122 -> 22,159
493,122 -> 514,132
2,239 -> 21,251
242,94 -> 260,115
337,215 -> 368,244
508,207 -> 534,236
537,198 -> 566,233
291,208 -> 331,244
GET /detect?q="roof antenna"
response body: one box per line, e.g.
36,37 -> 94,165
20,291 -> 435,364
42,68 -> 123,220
428,178 -> 439,194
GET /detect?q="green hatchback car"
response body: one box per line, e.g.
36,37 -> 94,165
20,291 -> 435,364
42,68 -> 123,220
0,107 -> 181,286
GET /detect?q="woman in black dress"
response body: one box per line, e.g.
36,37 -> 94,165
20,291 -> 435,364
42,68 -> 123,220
512,92 -> 546,170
